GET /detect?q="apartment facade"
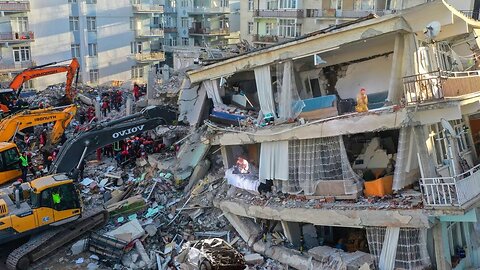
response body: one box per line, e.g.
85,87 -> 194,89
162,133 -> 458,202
0,0 -> 165,90
179,1 -> 480,269
240,0 -> 477,47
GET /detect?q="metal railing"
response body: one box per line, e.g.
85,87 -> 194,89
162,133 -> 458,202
135,52 -> 165,62
306,9 -> 382,18
0,61 -> 34,70
132,4 -> 164,13
136,28 -> 164,37
188,28 -> 229,35
0,1 -> 29,12
163,27 -> 177,33
253,9 -> 304,18
189,6 -> 230,14
0,31 -> 34,42
459,10 -> 480,21
403,71 -> 447,104
420,163 -> 480,207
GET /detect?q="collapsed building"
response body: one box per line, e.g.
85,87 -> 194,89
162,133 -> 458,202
178,1 -> 480,269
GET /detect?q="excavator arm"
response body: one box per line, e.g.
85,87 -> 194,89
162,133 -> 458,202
50,105 -> 178,175
9,58 -> 80,103
0,105 -> 77,144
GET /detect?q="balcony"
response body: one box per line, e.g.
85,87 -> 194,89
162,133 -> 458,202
0,31 -> 34,43
308,9 -> 380,18
420,164 -> 480,208
253,9 -> 304,18
459,10 -> 480,21
132,3 -> 164,13
135,28 -> 164,38
0,1 -> 29,12
403,70 -> 480,104
135,52 -> 165,63
188,6 -> 230,15
0,60 -> 34,72
164,27 -> 177,33
188,28 -> 229,36
252,34 -> 278,44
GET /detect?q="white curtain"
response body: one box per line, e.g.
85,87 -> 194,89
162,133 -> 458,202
254,65 -> 276,117
378,227 -> 400,270
203,79 -> 223,107
277,61 -> 304,122
259,141 -> 289,182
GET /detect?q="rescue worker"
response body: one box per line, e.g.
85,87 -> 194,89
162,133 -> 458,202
133,83 -> 140,101
18,152 -> 29,181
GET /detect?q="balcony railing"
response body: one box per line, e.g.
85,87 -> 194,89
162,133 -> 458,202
189,6 -> 230,14
0,1 -> 29,12
0,31 -> 34,42
253,9 -> 304,18
164,27 -> 177,33
252,34 -> 278,43
133,4 -> 164,13
459,10 -> 480,21
0,60 -> 34,71
188,28 -> 229,35
306,9 -> 380,18
136,28 -> 164,37
420,163 -> 480,208
135,52 -> 165,62
403,70 -> 480,104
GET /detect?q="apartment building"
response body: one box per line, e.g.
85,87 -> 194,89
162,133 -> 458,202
240,0 -> 477,47
0,0 -> 165,90
178,1 -> 480,268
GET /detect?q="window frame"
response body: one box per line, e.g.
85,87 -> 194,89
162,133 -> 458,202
69,16 -> 79,31
86,16 -> 97,32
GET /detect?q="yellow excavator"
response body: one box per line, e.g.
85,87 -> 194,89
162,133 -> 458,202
0,105 -> 77,185
0,106 -> 178,270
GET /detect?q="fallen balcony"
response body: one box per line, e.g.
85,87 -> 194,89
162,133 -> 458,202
420,163 -> 480,208
0,1 -> 29,12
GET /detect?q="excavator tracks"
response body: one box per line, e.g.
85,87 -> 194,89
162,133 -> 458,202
6,208 -> 108,270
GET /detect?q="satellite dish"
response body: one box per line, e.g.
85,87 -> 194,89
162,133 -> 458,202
441,118 -> 457,137
425,21 -> 441,40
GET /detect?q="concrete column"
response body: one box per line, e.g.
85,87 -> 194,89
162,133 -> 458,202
414,125 -> 436,178
387,34 -> 405,104
94,100 -> 101,120
432,222 -> 452,270
126,97 -> 133,116
281,221 -> 302,247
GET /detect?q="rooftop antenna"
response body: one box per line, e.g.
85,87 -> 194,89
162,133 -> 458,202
424,21 -> 441,42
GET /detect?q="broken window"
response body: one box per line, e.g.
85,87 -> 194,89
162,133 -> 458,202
366,227 -> 431,269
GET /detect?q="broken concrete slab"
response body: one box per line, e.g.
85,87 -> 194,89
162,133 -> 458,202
145,224 -> 158,237
106,195 -> 146,217
106,219 -> 145,243
71,239 -> 87,255
244,253 -> 264,265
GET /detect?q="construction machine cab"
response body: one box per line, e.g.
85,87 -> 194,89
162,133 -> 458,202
0,142 -> 21,185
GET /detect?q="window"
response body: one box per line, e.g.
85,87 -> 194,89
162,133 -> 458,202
279,0 -> 296,9
1,148 -> 19,171
181,0 -> 189,7
40,189 -> 53,208
89,69 -> 99,83
267,0 -> 278,9
278,19 -> 299,37
131,66 -> 144,79
131,0 -> 140,4
71,44 -> 80,58
451,119 -> 470,153
429,123 -> 448,166
68,0 -> 77,3
87,16 -> 96,31
248,22 -> 253,34
13,46 -> 30,62
130,41 -> 142,54
181,37 -> 189,46
248,0 -> 254,10
354,0 -> 374,10
69,16 -> 79,31
220,0 -> 229,7
265,22 -> 273,35
88,43 -> 97,56
13,17 -> 28,32
153,16 -> 161,26
50,184 -> 80,211
181,18 -> 189,28
86,0 -> 96,3
169,38 -> 177,46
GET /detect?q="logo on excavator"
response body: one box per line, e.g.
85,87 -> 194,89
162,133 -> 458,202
112,125 -> 145,139
34,115 -> 57,122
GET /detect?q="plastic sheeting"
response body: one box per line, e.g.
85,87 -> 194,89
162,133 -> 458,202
277,136 -> 361,195
366,227 -> 431,269
254,65 -> 277,117
379,227 -> 400,270
203,80 -> 223,107
259,141 -> 289,182
276,61 -> 305,122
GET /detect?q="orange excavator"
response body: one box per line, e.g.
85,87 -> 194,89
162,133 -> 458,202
0,58 -> 80,114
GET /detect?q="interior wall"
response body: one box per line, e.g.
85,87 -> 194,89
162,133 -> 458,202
335,54 -> 393,99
